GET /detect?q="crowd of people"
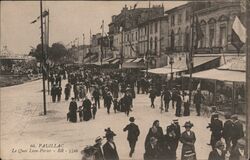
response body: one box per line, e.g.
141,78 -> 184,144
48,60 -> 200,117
80,117 -> 246,160
46,66 -> 246,160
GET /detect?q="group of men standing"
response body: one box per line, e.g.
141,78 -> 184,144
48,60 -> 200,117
207,111 -> 246,160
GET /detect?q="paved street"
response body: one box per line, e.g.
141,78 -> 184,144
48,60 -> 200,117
1,79 -> 214,160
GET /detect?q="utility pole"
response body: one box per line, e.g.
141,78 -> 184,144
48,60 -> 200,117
40,0 -> 47,115
188,5 -> 195,103
101,20 -> 104,66
146,0 -> 151,76
46,9 -> 50,95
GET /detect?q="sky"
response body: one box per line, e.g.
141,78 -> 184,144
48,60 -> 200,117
1,1 -> 187,55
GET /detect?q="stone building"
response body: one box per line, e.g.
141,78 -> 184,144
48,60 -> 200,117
165,1 -> 244,54
138,15 -> 169,67
108,5 -> 164,59
195,1 -> 243,53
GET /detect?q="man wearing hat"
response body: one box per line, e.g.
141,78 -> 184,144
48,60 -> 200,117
229,139 -> 247,160
231,115 -> 244,149
123,117 -> 140,157
93,136 -> 104,160
105,92 -> 113,114
51,84 -> 57,103
166,119 -> 181,158
208,141 -> 226,160
103,128 -> 119,160
222,113 -> 234,151
193,90 -> 205,116
180,121 -> 196,160
207,113 -> 223,149
161,87 -> 171,112
123,91 -> 133,116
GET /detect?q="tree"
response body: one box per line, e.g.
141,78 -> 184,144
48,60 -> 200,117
48,43 -> 68,62
29,42 -> 69,64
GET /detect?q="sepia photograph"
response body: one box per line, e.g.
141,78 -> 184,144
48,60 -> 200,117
0,0 -> 249,159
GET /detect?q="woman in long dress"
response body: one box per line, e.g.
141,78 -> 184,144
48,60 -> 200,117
180,121 -> 196,160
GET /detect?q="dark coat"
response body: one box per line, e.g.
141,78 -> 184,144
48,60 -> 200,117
145,127 -> 164,150
123,94 -> 132,109
231,121 -> 244,140
69,101 -> 77,122
229,148 -> 247,160
82,99 -> 92,121
144,143 -> 160,160
162,90 -> 171,101
103,142 -> 119,160
193,92 -> 204,104
210,119 -> 223,136
93,144 -> 104,160
208,149 -> 226,160
162,134 -> 177,159
166,123 -> 181,150
222,120 -> 234,139
180,131 -> 196,160
123,123 -> 140,141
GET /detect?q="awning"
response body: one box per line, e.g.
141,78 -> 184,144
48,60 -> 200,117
183,69 -> 246,82
111,59 -> 120,64
146,67 -> 183,75
126,58 -> 136,63
133,58 -> 144,63
107,57 -> 116,63
123,62 -> 146,69
148,56 -> 220,75
169,56 -> 220,70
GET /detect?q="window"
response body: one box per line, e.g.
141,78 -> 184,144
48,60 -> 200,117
154,37 -> 158,54
178,13 -> 182,24
135,32 -> 138,40
186,10 -> 189,22
155,22 -> 158,33
145,26 -> 147,35
150,23 -> 153,34
171,15 -> 175,26
132,33 -> 134,41
150,37 -> 153,50
209,27 -> 215,47
219,25 -> 227,48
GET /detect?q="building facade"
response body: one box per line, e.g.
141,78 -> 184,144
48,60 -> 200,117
165,1 -> 244,54
195,2 -> 243,53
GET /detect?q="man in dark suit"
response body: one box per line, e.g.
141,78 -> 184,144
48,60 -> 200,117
123,117 -> 140,157
103,128 -> 119,160
161,87 -> 171,112
166,119 -> 181,158
208,141 -> 226,160
222,113 -> 234,151
207,113 -> 223,149
92,87 -> 101,109
193,90 -> 205,116
231,115 -> 244,149
123,91 -> 132,116
229,139 -> 247,160
93,136 -> 104,160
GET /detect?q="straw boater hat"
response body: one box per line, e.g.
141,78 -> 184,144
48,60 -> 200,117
237,138 -> 246,147
231,114 -> 238,120
183,121 -> 193,128
95,136 -> 103,143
